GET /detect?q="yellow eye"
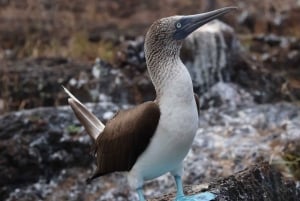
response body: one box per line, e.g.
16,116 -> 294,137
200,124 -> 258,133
176,22 -> 182,29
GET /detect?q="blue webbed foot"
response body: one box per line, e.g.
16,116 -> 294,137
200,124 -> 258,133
175,192 -> 216,201
173,175 -> 216,201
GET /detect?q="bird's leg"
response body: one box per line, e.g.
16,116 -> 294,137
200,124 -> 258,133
174,175 -> 185,199
173,175 -> 216,201
136,187 -> 146,201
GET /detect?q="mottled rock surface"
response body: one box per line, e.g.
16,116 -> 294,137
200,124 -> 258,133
0,102 -> 122,200
151,163 -> 300,201
182,20 -> 239,95
209,163 -> 299,201
1,101 -> 300,201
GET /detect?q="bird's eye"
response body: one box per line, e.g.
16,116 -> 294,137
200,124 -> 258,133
175,22 -> 182,29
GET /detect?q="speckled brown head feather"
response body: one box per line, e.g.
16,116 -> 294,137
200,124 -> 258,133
88,101 -> 160,181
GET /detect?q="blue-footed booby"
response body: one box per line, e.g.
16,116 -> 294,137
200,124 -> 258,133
63,7 -> 236,201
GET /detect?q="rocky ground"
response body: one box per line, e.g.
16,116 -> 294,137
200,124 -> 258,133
1,100 -> 300,201
1,0 -> 300,201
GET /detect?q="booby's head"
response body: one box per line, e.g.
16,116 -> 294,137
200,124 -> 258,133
145,7 -> 237,59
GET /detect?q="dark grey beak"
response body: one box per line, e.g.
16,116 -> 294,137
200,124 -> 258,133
173,7 -> 237,40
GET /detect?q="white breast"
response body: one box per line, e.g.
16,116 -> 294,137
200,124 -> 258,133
128,65 -> 198,189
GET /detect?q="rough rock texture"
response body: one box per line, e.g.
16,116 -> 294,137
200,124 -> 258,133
1,101 -> 300,201
0,102 -> 122,200
209,163 -> 300,201
151,163 -> 300,201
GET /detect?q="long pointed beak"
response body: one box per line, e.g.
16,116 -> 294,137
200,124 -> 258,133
173,7 -> 237,40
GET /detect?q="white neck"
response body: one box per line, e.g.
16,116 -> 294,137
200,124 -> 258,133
147,54 -> 194,103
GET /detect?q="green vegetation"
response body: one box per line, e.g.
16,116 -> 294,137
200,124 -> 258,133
66,124 -> 82,135
282,152 -> 300,180
69,32 -> 116,62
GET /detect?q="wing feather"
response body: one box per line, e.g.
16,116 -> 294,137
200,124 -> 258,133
62,86 -> 105,140
89,101 -> 160,181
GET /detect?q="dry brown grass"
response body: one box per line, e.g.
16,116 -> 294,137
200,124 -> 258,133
1,0 -> 299,60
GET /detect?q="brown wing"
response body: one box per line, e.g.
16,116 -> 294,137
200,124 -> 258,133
88,101 -> 160,181
194,93 -> 200,116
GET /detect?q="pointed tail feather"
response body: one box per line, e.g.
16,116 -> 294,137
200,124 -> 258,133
62,86 -> 104,140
